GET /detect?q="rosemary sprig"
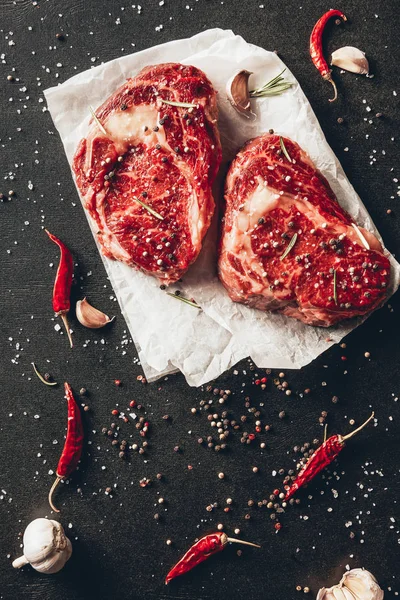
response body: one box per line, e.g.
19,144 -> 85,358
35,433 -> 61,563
280,232 -> 298,261
134,197 -> 164,220
161,100 -> 197,108
279,136 -> 292,163
32,362 -> 58,386
250,68 -> 293,98
167,292 -> 202,310
89,105 -> 107,135
333,269 -> 338,305
351,223 -> 370,250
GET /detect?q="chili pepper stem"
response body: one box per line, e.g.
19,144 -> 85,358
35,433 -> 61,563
48,476 -> 61,513
342,412 -> 375,441
60,313 -> 73,348
226,537 -> 261,549
323,424 -> 328,442
324,73 -> 338,102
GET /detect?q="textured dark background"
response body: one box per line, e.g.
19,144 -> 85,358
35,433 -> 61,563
1,1 -> 399,599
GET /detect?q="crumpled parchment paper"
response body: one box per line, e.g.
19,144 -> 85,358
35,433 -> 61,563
44,28 -> 400,386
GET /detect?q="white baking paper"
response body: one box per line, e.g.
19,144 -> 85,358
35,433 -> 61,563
44,28 -> 400,386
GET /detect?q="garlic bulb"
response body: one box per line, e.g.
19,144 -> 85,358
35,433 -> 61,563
331,46 -> 369,75
76,297 -> 114,329
12,518 -> 72,574
226,70 -> 255,118
317,568 -> 384,600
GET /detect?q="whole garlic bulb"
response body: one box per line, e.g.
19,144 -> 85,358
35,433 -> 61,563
317,568 -> 384,600
12,518 -> 72,574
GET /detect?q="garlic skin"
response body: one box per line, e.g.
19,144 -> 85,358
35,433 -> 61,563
317,568 -> 384,600
76,297 -> 114,329
226,70 -> 255,118
12,518 -> 72,574
331,46 -> 369,75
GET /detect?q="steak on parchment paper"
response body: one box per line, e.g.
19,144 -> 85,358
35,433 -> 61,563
218,133 -> 390,327
73,63 -> 222,285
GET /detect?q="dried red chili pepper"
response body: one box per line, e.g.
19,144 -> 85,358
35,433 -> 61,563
165,532 -> 260,584
310,9 -> 347,102
46,229 -> 74,348
285,412 -> 374,500
48,382 -> 84,512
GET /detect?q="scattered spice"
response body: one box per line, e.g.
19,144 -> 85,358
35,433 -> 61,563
48,383 -> 84,512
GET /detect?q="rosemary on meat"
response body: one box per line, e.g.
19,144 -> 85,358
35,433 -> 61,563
279,136 -> 292,163
161,100 -> 197,108
280,232 -> 298,260
89,105 -> 107,135
351,223 -> 370,250
167,292 -> 202,310
250,68 -> 293,98
333,269 -> 338,305
134,197 -> 164,220
32,362 -> 58,386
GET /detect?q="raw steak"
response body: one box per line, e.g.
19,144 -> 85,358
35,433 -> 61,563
219,134 -> 390,327
73,63 -> 222,284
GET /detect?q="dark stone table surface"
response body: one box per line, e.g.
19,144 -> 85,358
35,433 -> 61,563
1,1 -> 399,598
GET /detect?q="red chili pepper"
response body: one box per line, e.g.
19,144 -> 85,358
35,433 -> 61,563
310,9 -> 347,102
165,532 -> 260,584
46,229 -> 74,348
48,382 -> 84,512
285,412 -> 374,500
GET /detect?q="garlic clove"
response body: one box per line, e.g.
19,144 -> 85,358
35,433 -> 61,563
76,297 -> 115,329
317,588 -> 347,600
226,70 -> 256,118
336,589 -> 356,600
317,589 -> 338,600
342,569 -> 384,600
318,568 -> 384,600
331,46 -> 369,75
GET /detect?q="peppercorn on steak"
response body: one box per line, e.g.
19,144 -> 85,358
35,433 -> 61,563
218,133 -> 390,327
73,63 -> 222,284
